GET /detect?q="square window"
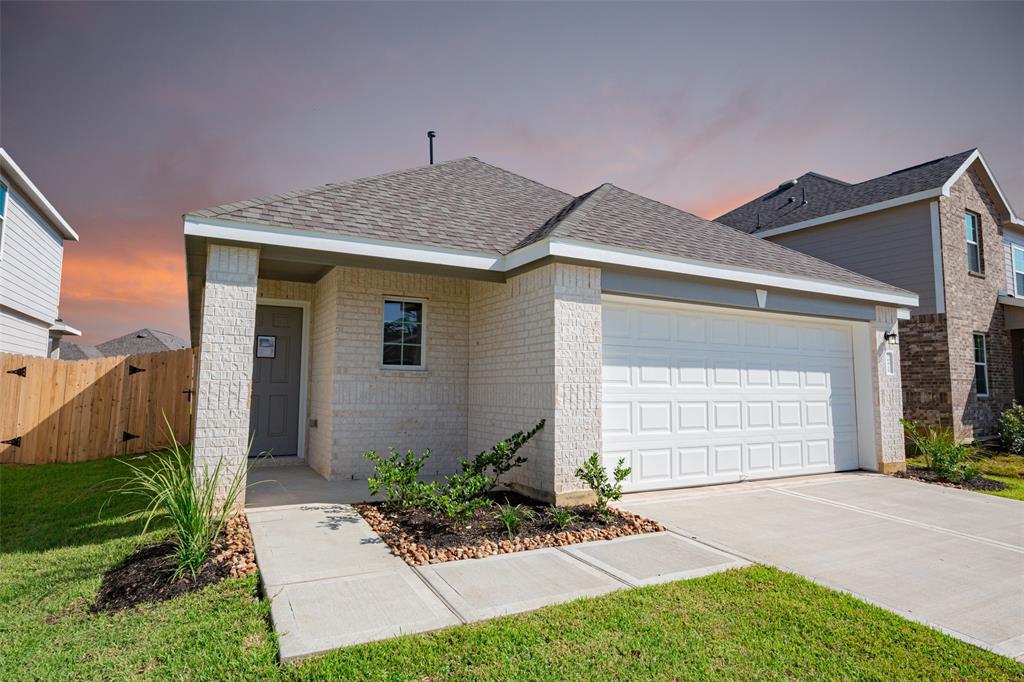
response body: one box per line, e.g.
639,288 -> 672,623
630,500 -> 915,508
381,300 -> 424,368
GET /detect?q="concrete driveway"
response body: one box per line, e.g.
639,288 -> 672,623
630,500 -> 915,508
619,473 -> 1024,660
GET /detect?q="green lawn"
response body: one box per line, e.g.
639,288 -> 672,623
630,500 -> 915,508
3,457 -> 1022,681
906,452 -> 1024,501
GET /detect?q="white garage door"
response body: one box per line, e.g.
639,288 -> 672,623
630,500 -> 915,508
602,297 -> 860,492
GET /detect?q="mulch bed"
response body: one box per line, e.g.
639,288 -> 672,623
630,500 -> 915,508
895,466 -> 1007,492
93,514 -> 258,612
356,492 -> 664,566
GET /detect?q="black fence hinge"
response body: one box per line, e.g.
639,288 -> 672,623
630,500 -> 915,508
128,365 -> 145,375
6,366 -> 26,377
122,431 -> 140,442
1,436 -> 21,447
182,388 -> 194,402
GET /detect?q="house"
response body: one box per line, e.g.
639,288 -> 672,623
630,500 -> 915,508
0,149 -> 81,357
183,157 -> 917,505
61,328 -> 189,360
716,149 -> 1024,441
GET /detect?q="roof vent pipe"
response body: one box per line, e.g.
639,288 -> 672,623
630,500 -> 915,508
427,130 -> 436,165
801,187 -> 807,206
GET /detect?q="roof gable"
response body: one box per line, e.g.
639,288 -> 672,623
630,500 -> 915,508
716,149 -> 978,234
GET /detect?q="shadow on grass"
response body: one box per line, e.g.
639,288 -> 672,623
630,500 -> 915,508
0,457 -> 171,554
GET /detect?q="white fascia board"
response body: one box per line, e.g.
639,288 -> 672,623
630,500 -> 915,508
948,150 -> 1023,226
184,216 -> 919,307
543,238 -> 920,307
183,215 -> 503,271
48,320 -> 82,336
0,148 -> 79,241
752,188 -> 942,239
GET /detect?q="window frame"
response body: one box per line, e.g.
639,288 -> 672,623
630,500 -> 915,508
1013,244 -> 1024,297
379,297 -> 427,371
964,211 -> 983,274
973,332 -> 989,398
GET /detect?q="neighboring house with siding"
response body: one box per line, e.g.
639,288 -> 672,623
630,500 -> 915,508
717,149 -> 1024,440
0,148 -> 81,357
183,157 -> 917,506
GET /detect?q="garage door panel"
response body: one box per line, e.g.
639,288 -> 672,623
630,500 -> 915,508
603,299 -> 860,492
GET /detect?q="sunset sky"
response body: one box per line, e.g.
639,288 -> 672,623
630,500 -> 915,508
2,1 -> 1022,344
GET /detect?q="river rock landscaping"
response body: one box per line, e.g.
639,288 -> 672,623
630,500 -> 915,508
895,466 -> 1008,493
357,494 -> 663,565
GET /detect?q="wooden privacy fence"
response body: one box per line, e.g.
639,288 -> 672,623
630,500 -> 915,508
0,348 -> 198,465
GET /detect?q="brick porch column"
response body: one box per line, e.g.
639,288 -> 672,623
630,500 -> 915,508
192,243 -> 260,507
873,305 -> 907,473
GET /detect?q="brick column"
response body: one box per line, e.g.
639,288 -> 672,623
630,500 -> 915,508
192,243 -> 260,507
873,305 -> 906,473
552,264 -> 603,503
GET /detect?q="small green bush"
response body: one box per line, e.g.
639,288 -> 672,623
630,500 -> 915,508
901,418 -> 979,483
363,448 -> 430,510
495,503 -> 533,539
461,419 -> 545,490
575,452 -> 631,518
422,471 -> 493,522
113,426 -> 249,579
548,506 -> 579,529
997,403 -> 1024,455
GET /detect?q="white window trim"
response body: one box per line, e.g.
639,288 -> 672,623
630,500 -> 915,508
974,332 -> 989,398
1012,244 -> 1024,297
255,297 -> 310,461
380,296 -> 427,371
965,211 -> 983,274
0,180 -> 7,260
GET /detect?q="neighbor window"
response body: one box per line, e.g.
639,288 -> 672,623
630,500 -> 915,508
965,211 -> 983,273
0,182 -> 7,259
1013,245 -> 1024,296
382,300 -> 424,368
974,333 -> 989,397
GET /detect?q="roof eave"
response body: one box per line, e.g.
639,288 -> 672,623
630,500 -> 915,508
0,148 -> 79,241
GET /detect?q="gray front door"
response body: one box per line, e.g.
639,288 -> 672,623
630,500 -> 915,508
250,305 -> 302,457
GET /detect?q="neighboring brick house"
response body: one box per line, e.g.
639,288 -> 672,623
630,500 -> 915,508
184,158 -> 918,505
717,149 -> 1024,441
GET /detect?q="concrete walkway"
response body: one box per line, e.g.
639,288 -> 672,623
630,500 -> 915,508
619,473 -> 1024,660
247,500 -> 747,661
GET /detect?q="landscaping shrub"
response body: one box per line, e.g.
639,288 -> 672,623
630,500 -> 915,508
997,403 -> 1024,455
901,418 -> 979,483
461,419 -> 545,490
575,452 -> 631,518
548,506 -> 579,529
366,421 -> 547,523
363,447 -> 430,510
113,427 -> 249,579
495,503 -> 533,539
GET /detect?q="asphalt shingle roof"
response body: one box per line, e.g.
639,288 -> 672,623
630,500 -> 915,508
715,149 -> 976,234
93,329 -> 190,357
189,157 -> 912,296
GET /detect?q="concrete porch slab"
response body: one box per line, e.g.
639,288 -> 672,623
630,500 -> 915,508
247,503 -> 397,588
247,465 -> 374,510
269,568 -> 461,661
562,532 -> 750,586
415,547 -> 626,622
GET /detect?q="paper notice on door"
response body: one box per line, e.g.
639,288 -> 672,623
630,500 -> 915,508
256,335 -> 276,358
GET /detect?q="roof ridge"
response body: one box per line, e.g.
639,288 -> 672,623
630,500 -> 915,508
507,184 -> 604,252
187,157 -> 478,218
849,148 -> 977,186
468,157 -> 573,201
802,171 -> 849,186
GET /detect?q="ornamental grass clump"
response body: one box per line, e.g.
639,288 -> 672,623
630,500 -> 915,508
495,503 -> 534,540
901,418 -> 979,483
113,422 -> 250,579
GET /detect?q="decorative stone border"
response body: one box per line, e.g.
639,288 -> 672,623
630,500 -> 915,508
356,504 -> 664,566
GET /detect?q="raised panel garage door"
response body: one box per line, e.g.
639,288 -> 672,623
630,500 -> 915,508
602,297 -> 859,492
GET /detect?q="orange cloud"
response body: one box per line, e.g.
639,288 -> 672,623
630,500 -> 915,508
61,249 -> 186,305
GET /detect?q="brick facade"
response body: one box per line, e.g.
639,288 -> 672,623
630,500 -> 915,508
899,313 -> 952,428
192,244 -> 260,507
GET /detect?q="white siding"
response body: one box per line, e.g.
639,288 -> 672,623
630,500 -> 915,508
0,179 -> 64,325
0,308 -> 49,355
1003,230 -> 1024,296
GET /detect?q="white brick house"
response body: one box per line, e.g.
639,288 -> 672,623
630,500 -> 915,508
184,158 -> 918,505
